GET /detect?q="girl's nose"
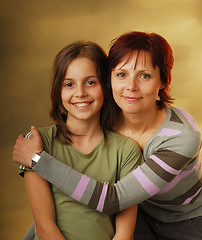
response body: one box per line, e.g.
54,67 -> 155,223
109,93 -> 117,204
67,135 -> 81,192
75,85 -> 87,97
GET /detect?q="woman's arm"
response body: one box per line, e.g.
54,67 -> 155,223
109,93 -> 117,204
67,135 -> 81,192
13,126 -> 201,215
113,205 -> 137,240
33,130 -> 201,215
24,171 -> 65,240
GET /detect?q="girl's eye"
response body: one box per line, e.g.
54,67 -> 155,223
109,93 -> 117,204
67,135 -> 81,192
86,80 -> 95,86
139,73 -> 151,79
64,82 -> 73,87
117,72 -> 126,78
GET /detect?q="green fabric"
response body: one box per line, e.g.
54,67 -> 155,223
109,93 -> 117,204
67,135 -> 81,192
20,125 -> 142,240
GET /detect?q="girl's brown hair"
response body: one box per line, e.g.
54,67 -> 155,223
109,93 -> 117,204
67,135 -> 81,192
50,41 -> 115,143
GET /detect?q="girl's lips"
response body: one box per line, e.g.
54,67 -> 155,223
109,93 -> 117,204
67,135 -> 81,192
72,101 -> 93,109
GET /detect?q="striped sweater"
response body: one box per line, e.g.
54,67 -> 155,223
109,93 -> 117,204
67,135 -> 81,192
34,106 -> 202,222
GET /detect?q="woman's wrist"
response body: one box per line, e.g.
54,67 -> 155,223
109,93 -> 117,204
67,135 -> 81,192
31,151 -> 43,169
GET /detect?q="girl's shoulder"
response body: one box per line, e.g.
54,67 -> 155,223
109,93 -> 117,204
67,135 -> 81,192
37,125 -> 57,139
36,125 -> 58,151
105,130 -> 140,151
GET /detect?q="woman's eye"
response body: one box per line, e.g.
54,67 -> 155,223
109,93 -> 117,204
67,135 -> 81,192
117,72 -> 126,78
139,73 -> 151,79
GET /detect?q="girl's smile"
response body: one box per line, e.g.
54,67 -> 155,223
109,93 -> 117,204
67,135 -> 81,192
61,57 -> 104,123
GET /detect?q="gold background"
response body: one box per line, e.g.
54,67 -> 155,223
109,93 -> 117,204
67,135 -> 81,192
0,0 -> 202,239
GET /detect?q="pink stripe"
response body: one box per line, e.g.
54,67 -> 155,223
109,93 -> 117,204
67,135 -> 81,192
133,167 -> 160,196
150,155 -> 180,175
71,175 -> 90,201
158,128 -> 181,137
178,108 -> 199,131
158,158 -> 200,194
182,188 -> 202,205
96,184 -> 108,212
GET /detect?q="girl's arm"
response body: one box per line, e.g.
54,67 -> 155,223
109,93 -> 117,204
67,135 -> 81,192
113,205 -> 137,240
24,171 -> 65,240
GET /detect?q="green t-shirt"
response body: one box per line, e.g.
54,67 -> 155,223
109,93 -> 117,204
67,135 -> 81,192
20,125 -> 142,240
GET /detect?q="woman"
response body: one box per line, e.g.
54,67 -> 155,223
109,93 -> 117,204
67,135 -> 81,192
14,32 -> 202,240
17,41 -> 142,240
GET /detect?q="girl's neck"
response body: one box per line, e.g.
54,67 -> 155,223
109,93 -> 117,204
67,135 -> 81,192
66,116 -> 104,154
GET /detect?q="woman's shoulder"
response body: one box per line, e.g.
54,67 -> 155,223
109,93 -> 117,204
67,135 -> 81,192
169,106 -> 200,132
154,106 -> 201,157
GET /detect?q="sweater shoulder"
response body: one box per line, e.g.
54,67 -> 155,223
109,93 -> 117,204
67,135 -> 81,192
150,107 -> 201,158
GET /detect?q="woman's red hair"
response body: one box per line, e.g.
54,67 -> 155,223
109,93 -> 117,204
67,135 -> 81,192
107,31 -> 174,109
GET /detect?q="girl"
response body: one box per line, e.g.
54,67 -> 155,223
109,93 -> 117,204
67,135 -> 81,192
17,41 -> 142,240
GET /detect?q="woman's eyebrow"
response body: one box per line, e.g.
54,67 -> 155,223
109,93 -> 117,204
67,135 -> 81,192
113,67 -> 126,71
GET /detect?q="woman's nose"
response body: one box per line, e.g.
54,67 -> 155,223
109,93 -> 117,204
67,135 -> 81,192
127,77 -> 138,91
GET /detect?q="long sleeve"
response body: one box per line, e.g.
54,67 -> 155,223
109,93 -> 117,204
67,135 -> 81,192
33,107 -> 202,216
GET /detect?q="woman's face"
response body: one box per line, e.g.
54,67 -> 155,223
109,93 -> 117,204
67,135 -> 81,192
61,57 -> 104,122
111,50 -> 163,115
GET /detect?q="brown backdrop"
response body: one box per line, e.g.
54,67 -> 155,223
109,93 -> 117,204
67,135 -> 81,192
0,0 -> 202,239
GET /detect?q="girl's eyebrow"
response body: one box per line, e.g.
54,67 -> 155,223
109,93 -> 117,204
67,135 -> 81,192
63,75 -> 98,81
86,75 -> 98,78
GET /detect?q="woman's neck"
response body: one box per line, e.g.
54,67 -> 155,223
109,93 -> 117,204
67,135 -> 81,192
115,106 -> 167,150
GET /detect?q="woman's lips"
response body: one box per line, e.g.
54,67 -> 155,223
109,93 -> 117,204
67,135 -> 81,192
122,96 -> 142,101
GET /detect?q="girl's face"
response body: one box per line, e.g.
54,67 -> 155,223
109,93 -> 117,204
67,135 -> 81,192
111,50 -> 163,115
61,57 -> 104,123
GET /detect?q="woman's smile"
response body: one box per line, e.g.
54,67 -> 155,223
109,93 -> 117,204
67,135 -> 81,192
111,50 -> 163,115
122,95 -> 143,102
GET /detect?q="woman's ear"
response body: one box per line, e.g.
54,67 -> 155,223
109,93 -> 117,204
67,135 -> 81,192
160,82 -> 165,90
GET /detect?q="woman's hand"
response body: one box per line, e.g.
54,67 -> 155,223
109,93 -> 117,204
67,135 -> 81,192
13,126 -> 43,167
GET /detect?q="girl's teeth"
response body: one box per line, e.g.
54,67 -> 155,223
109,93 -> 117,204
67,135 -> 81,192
75,103 -> 89,107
